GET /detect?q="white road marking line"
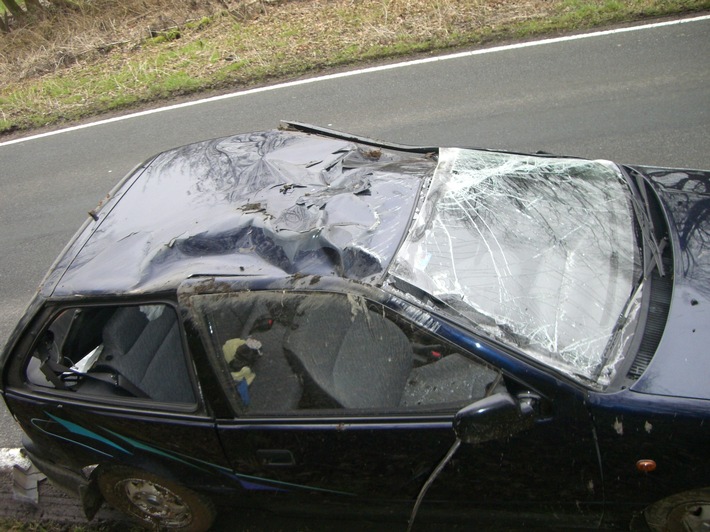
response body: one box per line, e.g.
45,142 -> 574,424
1,14 -> 709,148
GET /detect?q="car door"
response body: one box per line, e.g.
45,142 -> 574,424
3,301 -> 234,496
187,288 -> 604,526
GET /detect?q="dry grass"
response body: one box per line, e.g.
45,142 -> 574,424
0,0 -> 550,84
0,0 -> 708,134
1,0 -> 234,80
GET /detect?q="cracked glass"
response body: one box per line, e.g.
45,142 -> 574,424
389,148 -> 642,384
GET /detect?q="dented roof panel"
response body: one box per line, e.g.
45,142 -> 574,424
51,130 -> 436,296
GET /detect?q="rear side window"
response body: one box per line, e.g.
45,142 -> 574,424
26,304 -> 196,404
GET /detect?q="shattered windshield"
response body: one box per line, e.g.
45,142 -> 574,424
389,148 -> 642,385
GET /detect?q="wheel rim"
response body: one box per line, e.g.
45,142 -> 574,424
119,477 -> 193,527
667,501 -> 710,532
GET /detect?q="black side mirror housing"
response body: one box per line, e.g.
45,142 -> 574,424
453,392 -> 537,444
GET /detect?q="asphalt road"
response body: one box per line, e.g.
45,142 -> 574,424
1,14 -> 709,450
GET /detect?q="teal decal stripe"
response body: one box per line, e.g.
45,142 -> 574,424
101,429 -> 350,494
31,417 -> 114,458
102,429 -> 212,474
239,479 -> 287,492
41,415 -> 355,496
148,446 -> 233,474
45,413 -> 131,455
231,471 -> 355,496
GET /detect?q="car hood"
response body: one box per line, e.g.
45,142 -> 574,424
629,166 -> 710,400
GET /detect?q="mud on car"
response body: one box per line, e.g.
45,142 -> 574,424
1,122 -> 709,531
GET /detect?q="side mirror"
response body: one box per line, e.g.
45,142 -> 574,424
453,392 -> 537,444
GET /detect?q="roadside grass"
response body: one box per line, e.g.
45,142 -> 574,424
0,0 -> 708,135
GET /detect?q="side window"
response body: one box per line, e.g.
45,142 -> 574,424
26,304 -> 196,404
193,292 -> 505,415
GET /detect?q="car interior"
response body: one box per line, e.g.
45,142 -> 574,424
25,294 -> 504,414
199,291 -> 505,414
26,304 -> 195,404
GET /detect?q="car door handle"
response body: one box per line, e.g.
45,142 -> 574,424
257,449 -> 295,466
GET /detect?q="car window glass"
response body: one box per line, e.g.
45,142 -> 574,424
389,148 -> 642,385
192,292 -> 505,415
26,304 -> 196,404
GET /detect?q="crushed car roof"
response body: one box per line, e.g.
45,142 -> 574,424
44,124 -> 437,297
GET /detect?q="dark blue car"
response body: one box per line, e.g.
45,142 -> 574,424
1,122 -> 708,531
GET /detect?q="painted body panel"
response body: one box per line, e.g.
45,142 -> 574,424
630,167 -> 710,400
1,124 -> 709,529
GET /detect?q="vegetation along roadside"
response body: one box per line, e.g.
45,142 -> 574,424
0,0 -> 709,136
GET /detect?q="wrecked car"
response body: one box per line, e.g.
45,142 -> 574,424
1,121 -> 709,531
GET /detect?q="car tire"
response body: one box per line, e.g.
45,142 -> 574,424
97,466 -> 216,531
643,488 -> 710,532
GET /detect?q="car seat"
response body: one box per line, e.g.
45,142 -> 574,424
284,296 -> 412,409
96,306 -> 195,403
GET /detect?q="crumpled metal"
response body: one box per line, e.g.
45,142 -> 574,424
54,130 -> 435,295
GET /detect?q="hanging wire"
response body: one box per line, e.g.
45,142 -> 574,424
406,437 -> 462,532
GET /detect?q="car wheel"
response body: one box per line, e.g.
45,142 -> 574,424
644,488 -> 710,532
97,466 -> 216,531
